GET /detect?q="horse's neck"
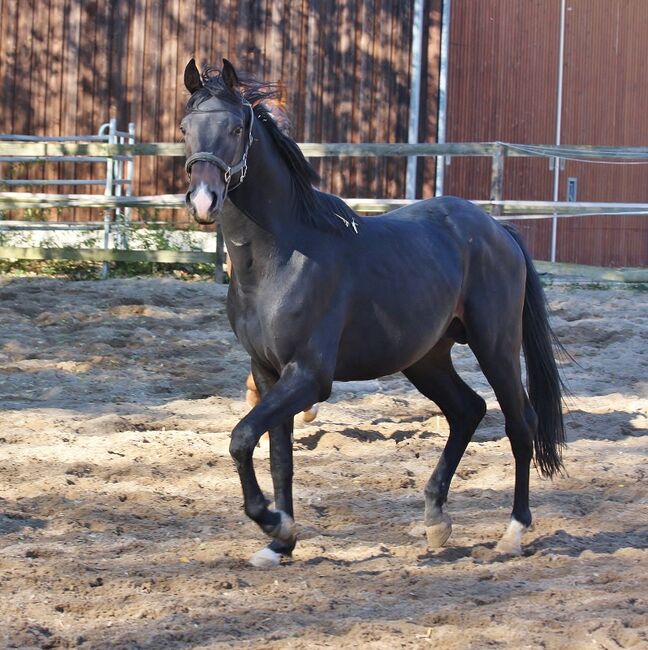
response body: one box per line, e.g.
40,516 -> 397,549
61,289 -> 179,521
227,118 -> 299,238
220,200 -> 284,289
221,120 -> 301,288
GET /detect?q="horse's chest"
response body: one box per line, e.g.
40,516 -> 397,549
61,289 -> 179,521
229,295 -> 293,369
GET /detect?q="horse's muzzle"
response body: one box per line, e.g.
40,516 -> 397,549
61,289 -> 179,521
185,182 -> 224,225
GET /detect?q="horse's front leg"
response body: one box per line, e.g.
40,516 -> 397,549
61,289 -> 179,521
250,364 -> 297,566
229,363 -> 326,567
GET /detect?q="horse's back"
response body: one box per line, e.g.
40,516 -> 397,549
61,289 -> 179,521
384,196 -> 505,238
395,195 -> 526,276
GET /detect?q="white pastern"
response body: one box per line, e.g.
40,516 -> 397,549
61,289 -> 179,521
249,546 -> 281,568
495,518 -> 527,556
192,183 -> 213,221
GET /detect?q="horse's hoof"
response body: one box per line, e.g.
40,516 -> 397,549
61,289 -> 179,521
271,510 -> 296,544
425,513 -> 452,548
302,404 -> 319,423
249,546 -> 282,568
494,519 -> 526,556
494,538 -> 523,556
407,522 -> 427,538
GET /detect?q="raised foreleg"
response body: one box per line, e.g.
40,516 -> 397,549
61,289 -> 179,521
229,362 -> 330,567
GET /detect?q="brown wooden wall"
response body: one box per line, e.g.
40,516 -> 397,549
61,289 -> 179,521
1,1 -> 647,266
444,0 -> 648,266
0,0 -> 442,225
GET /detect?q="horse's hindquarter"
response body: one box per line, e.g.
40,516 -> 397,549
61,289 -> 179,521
333,201 -> 469,380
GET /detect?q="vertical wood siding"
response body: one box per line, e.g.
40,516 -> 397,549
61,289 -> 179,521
443,0 -> 560,260
444,0 -> 648,266
555,0 -> 648,267
1,0 -> 646,266
1,0 -> 438,226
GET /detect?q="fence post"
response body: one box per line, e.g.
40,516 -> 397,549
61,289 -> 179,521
490,143 -> 505,217
214,229 -> 225,283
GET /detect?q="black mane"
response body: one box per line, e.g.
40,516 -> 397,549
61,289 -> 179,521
186,68 -> 359,235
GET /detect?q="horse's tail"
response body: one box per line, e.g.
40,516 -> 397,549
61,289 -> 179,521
503,224 -> 566,478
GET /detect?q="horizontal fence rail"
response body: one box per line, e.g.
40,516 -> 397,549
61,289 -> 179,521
2,139 -> 648,274
5,141 -> 648,160
0,246 -> 217,265
3,193 -> 648,218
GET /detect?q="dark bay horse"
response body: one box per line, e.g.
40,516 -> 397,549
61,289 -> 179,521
181,59 -> 565,567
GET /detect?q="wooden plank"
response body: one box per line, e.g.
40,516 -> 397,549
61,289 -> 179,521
5,140 -> 648,159
357,0 -> 376,196
385,0 -> 410,199
142,0 -> 162,200
420,0 -> 443,197
287,0 -> 308,139
15,0 -> 34,133
372,0 -> 391,197
62,0 -> 82,208
31,0 -> 49,136
128,0 -> 146,199
106,2 -> 128,134
534,260 -> 648,283
0,192 -> 186,209
0,141 -> 494,157
3,191 -> 648,216
0,246 -> 218,265
1,245 -> 644,281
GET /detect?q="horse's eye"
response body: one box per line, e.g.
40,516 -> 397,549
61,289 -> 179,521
179,125 -> 186,135
232,126 -> 243,136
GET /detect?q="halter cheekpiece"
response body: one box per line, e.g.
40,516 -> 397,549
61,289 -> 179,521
184,101 -> 255,192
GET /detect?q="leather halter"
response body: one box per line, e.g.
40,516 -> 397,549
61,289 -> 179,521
184,101 -> 254,191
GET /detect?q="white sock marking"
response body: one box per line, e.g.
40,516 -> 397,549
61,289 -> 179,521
496,518 -> 527,555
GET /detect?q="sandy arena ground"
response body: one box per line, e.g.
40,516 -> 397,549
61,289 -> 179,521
0,276 -> 646,649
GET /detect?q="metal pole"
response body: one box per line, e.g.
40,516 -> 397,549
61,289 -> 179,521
101,118 -> 117,279
123,121 -> 136,250
435,0 -> 451,197
405,0 -> 425,200
551,0 -> 566,262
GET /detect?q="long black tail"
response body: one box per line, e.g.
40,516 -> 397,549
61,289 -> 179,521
503,224 -> 566,477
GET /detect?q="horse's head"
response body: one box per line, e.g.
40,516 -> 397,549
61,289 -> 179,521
181,59 -> 254,225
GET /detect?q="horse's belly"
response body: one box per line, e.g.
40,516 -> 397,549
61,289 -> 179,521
333,317 -> 448,381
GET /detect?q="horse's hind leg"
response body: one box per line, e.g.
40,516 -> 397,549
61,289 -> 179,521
467,321 -> 538,556
403,338 -> 486,548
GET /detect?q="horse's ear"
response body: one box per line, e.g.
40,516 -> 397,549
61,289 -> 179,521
184,58 -> 202,94
222,58 -> 240,92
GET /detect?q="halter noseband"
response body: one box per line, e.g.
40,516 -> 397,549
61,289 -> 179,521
184,102 -> 254,191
